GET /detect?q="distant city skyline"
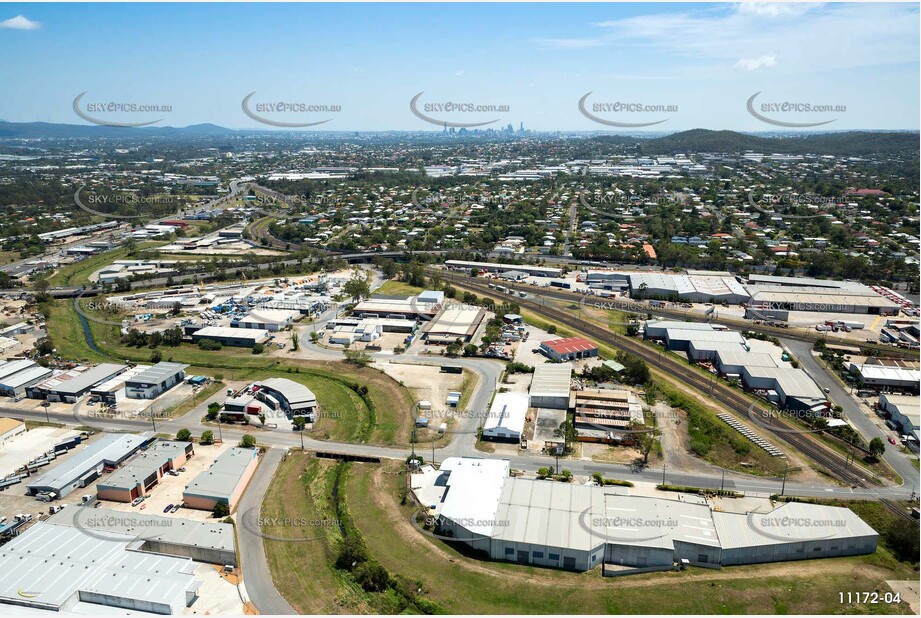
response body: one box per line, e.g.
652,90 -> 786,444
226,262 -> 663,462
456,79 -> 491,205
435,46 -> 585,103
0,2 -> 918,131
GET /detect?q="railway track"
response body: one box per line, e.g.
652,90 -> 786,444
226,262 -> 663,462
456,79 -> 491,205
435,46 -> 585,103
454,274 -> 917,360
446,274 -> 916,519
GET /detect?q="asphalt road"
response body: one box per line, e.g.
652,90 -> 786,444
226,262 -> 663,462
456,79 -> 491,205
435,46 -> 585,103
784,337 -> 920,490
234,447 -> 297,616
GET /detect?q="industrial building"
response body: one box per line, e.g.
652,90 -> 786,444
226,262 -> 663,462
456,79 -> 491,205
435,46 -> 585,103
848,361 -> 920,393
232,308 -> 300,331
646,321 -> 826,411
351,295 -> 439,320
253,377 -> 318,420
745,275 -> 900,315
0,521 -> 201,614
190,325 -> 270,347
529,364 -> 573,410
539,337 -> 599,362
423,305 -> 486,343
183,447 -> 259,512
481,392 -> 529,442
570,390 -> 644,443
878,394 -> 920,442
413,457 -> 879,575
27,433 -> 155,499
125,362 -> 188,399
96,440 -> 193,502
37,363 -> 129,403
0,417 -> 25,445
0,359 -> 53,399
445,259 -> 562,278
89,364 -> 151,405
629,272 -> 750,304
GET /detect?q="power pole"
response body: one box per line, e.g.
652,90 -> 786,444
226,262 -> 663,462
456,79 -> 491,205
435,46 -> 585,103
780,463 -> 788,496
662,462 -> 667,486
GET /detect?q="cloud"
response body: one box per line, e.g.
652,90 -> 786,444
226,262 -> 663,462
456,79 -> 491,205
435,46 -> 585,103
735,3 -> 822,18
0,15 -> 41,30
735,54 -> 777,71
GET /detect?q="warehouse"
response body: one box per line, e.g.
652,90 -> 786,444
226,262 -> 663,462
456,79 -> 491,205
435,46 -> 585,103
539,337 -> 599,362
42,363 -> 129,403
327,317 -> 418,334
570,390 -> 643,443
352,295 -> 439,320
413,457 -> 879,575
445,259 -> 562,278
529,364 -> 573,410
423,305 -> 486,343
848,362 -> 920,393
96,440 -> 193,502
190,325 -> 270,347
664,328 -> 745,354
90,364 -> 151,405
254,377 -> 318,420
232,308 -> 300,331
746,289 -> 899,315
878,394 -> 919,441
0,364 -> 54,399
125,362 -> 188,399
183,447 -> 259,512
715,349 -> 780,377
629,273 -> 750,304
713,502 -> 879,566
0,521 -> 201,614
48,506 -> 238,566
0,417 -> 25,445
742,366 -> 827,411
27,433 -> 154,499
481,392 -> 529,442
643,320 -> 725,340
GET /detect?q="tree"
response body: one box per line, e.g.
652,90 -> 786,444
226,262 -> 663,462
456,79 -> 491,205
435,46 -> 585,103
868,437 -> 886,459
634,426 -> 660,464
212,501 -> 230,518
293,416 -> 306,431
33,337 -> 55,356
149,349 -> 163,363
463,343 -> 478,357
291,332 -> 299,351
206,402 -> 221,421
239,434 -> 257,448
176,428 -> 192,442
343,275 -> 371,301
553,419 -> 577,451
198,338 -> 222,351
200,430 -> 214,445
33,277 -> 51,303
445,341 -> 461,357
252,343 -> 265,354
344,349 -> 372,366
559,469 -> 573,482
546,324 -> 557,335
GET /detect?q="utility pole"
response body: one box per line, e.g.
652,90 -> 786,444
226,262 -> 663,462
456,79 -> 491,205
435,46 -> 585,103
780,462 -> 788,496
662,462 -> 667,486
42,401 -> 50,425
299,426 -> 304,451
720,469 -> 725,492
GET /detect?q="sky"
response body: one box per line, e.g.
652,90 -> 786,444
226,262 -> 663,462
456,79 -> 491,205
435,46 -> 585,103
0,2 -> 918,132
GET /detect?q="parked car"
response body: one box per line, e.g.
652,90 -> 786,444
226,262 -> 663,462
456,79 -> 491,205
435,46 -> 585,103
131,497 -> 143,506
170,504 -> 181,513
888,437 -> 897,445
163,504 -> 174,513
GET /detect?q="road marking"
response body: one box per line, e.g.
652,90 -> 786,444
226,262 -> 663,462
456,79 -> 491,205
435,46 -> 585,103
870,314 -> 882,331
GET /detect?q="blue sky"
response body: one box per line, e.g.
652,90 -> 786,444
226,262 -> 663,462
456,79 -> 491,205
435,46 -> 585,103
0,2 -> 918,131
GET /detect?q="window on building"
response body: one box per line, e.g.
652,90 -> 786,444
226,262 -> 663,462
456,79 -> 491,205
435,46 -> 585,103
504,547 -> 514,555
533,551 -> 543,559
548,553 -> 560,561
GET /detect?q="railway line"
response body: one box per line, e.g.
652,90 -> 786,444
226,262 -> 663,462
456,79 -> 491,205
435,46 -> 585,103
444,273 -> 916,520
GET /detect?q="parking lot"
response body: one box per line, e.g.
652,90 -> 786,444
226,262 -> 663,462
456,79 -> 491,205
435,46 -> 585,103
90,441 -> 233,521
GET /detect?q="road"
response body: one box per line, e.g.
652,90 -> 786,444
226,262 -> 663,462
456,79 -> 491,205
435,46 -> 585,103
784,337 -> 919,491
234,447 -> 297,616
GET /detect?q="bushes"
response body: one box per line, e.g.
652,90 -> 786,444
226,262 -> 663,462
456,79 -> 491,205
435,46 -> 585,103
198,338 -> 222,351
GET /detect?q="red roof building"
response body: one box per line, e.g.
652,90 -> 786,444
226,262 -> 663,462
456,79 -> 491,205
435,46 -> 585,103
539,337 -> 599,362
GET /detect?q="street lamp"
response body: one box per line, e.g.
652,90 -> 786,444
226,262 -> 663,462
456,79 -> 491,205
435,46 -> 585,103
42,401 -> 50,425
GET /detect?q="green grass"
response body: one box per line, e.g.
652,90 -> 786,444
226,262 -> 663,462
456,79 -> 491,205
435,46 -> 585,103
46,297 -> 413,446
374,279 -> 425,297
46,242 -> 165,287
261,455 -> 350,614
342,460 -> 915,615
